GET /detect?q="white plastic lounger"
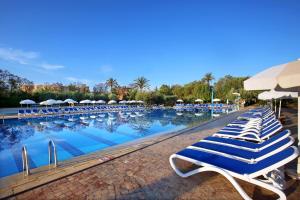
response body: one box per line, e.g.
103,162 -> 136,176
227,115 -> 276,129
170,146 -> 299,200
214,122 -> 283,142
220,119 -> 280,134
189,134 -> 294,163
201,129 -> 291,152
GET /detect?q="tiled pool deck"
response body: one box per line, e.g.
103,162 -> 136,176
2,108 -> 300,200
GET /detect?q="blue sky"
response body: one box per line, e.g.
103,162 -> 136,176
0,0 -> 300,89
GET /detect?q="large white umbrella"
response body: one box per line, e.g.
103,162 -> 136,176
108,100 -> 116,104
64,99 -> 78,104
244,59 -> 300,174
258,90 -> 298,118
40,99 -> 56,106
96,100 -> 106,104
20,99 -> 36,107
20,99 -> 36,108
80,100 -> 91,104
258,90 -> 298,101
129,100 -> 137,104
39,101 -> 47,106
55,100 -> 64,104
137,100 -> 144,104
244,59 -> 300,91
20,99 -> 36,105
195,99 -> 203,102
119,100 -> 127,104
177,99 -> 183,103
45,99 -> 56,105
213,98 -> 221,102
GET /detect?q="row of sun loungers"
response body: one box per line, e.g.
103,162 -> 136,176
18,105 -> 145,118
174,104 -> 236,113
170,107 -> 298,200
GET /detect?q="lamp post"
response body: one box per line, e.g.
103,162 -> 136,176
211,86 -> 214,117
232,92 -> 240,111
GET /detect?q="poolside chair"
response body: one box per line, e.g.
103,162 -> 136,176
32,109 -> 39,115
201,129 -> 291,152
18,109 -> 25,117
25,109 -> 32,115
41,109 -> 49,115
170,146 -> 299,200
53,108 -> 60,114
189,132 -> 294,163
214,120 -> 283,142
228,115 -> 276,128
220,118 -> 280,134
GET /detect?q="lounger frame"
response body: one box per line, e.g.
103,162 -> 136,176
169,146 -> 299,200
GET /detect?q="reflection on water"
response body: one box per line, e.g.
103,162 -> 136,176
0,109 -> 212,151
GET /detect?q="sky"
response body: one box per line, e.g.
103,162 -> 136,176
0,0 -> 300,89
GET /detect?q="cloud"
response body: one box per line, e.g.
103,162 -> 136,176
0,47 -> 64,70
65,77 -> 91,84
40,63 -> 64,70
0,47 -> 39,65
99,65 -> 113,73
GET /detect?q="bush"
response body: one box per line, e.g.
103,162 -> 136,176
163,95 -> 177,106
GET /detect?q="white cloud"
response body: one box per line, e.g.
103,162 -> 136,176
65,77 -> 91,84
99,65 -> 113,73
40,63 -> 64,70
0,47 -> 64,70
0,47 -> 39,65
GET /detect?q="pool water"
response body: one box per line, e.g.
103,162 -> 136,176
0,109 -> 211,178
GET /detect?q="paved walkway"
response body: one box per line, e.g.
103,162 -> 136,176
7,109 -> 300,200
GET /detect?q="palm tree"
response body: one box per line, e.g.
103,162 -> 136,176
105,78 -> 118,93
202,73 -> 214,86
133,76 -> 150,91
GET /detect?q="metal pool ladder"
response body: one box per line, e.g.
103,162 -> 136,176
22,146 -> 30,176
48,140 -> 58,168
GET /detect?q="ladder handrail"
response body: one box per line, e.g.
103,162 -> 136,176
22,145 -> 30,176
48,140 -> 57,167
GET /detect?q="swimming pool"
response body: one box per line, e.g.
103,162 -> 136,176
0,109 -> 212,178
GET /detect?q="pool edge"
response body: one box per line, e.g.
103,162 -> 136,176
0,110 -> 245,199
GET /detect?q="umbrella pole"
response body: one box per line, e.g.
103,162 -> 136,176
270,100 -> 273,110
297,96 -> 300,175
278,99 -> 282,119
274,99 -> 277,114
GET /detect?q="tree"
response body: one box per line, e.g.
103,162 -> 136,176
133,76 -> 150,91
93,83 -> 108,94
202,73 -> 214,86
159,84 -> 172,95
115,86 -> 129,100
105,78 -> 118,93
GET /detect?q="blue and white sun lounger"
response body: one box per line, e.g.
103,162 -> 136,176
214,121 -> 283,142
220,119 -> 280,134
227,115 -> 276,129
25,109 -> 32,115
201,129 -> 291,152
170,146 -> 299,200
189,133 -> 294,163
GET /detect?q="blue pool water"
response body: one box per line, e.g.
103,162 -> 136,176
0,109 -> 211,178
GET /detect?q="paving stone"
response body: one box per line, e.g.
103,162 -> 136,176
7,108 -> 300,200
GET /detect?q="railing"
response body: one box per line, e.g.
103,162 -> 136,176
22,146 -> 30,176
48,140 -> 57,167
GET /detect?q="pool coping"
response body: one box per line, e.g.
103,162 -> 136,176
0,110 -> 244,199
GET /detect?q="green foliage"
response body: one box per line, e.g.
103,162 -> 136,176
133,76 -> 150,91
108,93 -> 117,100
0,69 -> 258,107
159,84 -> 172,95
143,92 -> 164,105
163,95 -> 177,106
